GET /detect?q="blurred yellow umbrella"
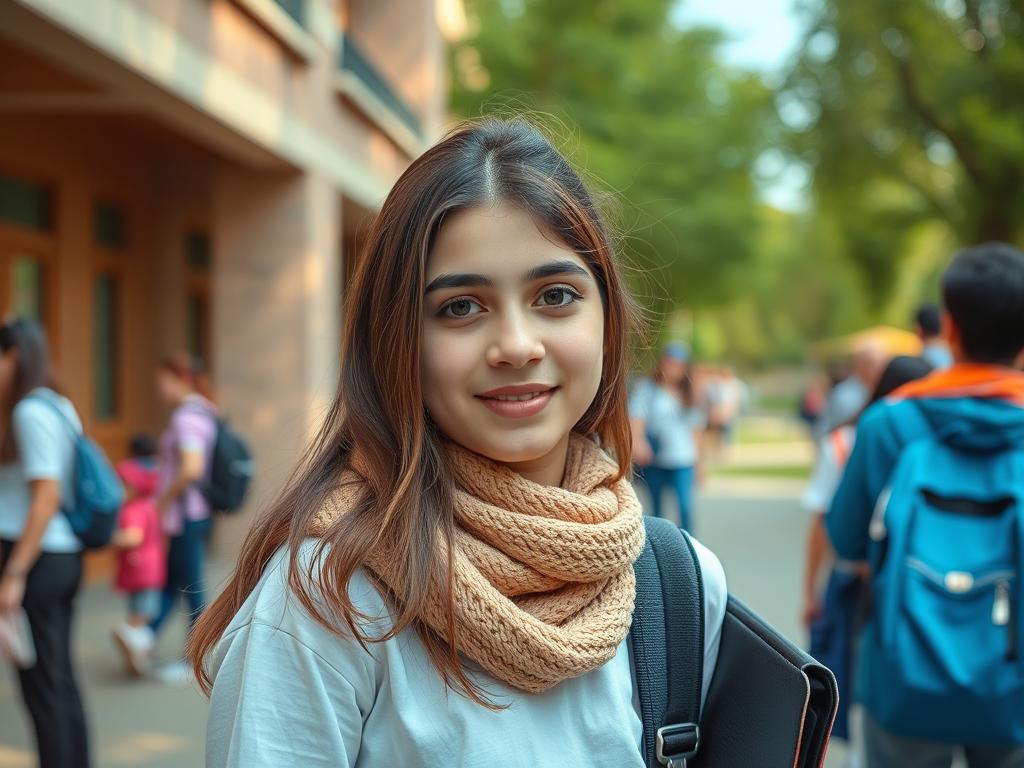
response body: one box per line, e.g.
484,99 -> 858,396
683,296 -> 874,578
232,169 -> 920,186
812,326 -> 923,358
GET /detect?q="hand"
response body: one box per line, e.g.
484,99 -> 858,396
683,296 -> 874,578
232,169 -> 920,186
633,440 -> 654,468
696,463 -> 708,488
801,595 -> 822,628
0,572 -> 26,615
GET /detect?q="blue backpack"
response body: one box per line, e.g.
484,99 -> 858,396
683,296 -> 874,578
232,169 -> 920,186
28,395 -> 124,549
869,405 -> 1024,744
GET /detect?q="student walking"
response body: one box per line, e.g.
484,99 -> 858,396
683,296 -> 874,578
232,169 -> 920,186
0,318 -> 90,768
190,118 -> 728,768
802,355 -> 933,745
629,343 -> 705,530
150,355 -> 217,681
110,435 -> 165,677
828,242 -> 1024,767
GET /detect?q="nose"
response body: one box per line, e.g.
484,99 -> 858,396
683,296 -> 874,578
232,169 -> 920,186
486,310 -> 545,369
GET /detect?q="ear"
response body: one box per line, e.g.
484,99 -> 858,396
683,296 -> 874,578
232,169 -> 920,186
941,311 -> 962,361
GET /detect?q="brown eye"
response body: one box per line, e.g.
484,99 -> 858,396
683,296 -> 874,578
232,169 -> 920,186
537,287 -> 581,308
441,298 -> 483,318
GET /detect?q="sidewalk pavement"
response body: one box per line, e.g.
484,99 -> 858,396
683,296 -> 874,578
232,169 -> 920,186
0,558 -> 223,767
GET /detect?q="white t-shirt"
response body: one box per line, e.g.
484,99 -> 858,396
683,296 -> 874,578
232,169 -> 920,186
802,426 -> 856,514
206,537 -> 728,768
0,388 -> 83,553
629,378 -> 706,468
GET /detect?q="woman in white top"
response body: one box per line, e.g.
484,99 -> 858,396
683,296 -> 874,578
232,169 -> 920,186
0,318 -> 90,768
189,118 -> 727,767
629,343 -> 705,531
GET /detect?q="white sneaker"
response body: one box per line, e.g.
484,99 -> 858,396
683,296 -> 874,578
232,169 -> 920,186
152,659 -> 193,685
112,624 -> 153,678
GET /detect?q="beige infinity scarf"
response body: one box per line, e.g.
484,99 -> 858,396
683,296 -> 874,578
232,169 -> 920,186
310,434 -> 645,693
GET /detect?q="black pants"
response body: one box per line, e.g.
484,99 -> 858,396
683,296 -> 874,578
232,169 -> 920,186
1,540 -> 90,768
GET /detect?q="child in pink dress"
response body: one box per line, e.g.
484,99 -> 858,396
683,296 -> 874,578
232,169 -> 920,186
111,436 -> 166,677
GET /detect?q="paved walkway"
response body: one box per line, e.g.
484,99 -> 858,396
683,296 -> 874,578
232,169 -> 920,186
0,437 -> 852,767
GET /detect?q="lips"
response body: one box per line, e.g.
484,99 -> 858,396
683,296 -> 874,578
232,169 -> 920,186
476,384 -> 558,419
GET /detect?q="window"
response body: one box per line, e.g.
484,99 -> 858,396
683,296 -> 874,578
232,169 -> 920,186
95,201 -> 126,248
0,174 -> 52,232
186,230 -> 212,367
93,274 -> 120,421
10,255 -> 45,322
186,231 -> 211,272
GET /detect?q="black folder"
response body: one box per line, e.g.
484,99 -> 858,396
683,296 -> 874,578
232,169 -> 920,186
692,595 -> 839,768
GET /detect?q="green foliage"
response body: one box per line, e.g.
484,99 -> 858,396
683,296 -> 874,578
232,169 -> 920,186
448,0 -> 1024,365
450,0 -> 778,314
783,0 -> 1024,306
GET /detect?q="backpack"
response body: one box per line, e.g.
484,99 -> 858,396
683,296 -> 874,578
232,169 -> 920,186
27,394 -> 124,549
868,404 -> 1024,744
183,402 -> 253,514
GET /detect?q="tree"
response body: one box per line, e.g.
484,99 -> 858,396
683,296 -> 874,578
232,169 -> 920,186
450,0 -> 779,319
783,0 -> 1024,306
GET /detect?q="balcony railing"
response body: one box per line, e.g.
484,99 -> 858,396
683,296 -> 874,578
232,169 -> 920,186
338,33 -> 422,140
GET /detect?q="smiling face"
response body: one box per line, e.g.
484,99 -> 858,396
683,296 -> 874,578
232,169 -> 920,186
421,202 -> 606,485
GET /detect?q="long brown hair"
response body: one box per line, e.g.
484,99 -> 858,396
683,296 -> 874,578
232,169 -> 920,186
188,118 -> 642,704
0,318 -> 63,463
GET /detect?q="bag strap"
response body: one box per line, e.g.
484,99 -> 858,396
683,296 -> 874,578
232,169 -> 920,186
631,515 -> 705,767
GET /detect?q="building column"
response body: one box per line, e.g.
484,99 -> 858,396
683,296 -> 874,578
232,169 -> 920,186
212,169 -> 341,530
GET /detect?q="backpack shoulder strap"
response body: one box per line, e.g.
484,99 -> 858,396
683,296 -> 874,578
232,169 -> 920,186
631,515 -> 705,767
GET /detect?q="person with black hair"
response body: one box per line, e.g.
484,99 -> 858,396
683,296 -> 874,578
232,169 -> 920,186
802,355 -> 934,744
0,318 -> 90,768
828,242 -> 1024,765
914,304 -> 953,370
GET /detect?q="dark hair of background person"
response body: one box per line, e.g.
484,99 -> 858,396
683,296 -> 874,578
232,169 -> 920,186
914,304 -> 942,338
129,434 -> 157,459
942,242 -> 1024,366
0,317 -> 62,464
836,355 -> 933,431
188,117 -> 644,706
865,355 -> 934,409
159,352 -> 215,403
651,359 -> 696,408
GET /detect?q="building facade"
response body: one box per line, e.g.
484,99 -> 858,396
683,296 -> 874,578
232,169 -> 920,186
0,0 -> 455,554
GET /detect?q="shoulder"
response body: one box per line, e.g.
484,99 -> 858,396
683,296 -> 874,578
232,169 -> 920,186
857,399 -> 918,451
689,535 -> 727,639
12,390 -> 75,435
171,400 -> 217,434
216,539 -> 392,670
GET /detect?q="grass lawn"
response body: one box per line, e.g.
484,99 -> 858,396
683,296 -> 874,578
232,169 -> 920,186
712,464 -> 812,480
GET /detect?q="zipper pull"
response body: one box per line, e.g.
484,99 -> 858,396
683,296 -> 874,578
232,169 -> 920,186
993,582 -> 1011,626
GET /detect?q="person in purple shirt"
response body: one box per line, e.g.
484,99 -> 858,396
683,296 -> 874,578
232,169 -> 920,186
142,354 -> 218,682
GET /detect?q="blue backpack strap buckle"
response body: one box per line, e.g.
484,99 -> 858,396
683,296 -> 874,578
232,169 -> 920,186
656,722 -> 700,767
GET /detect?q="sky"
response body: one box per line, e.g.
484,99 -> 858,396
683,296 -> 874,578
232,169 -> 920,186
671,0 -> 810,210
671,0 -> 804,73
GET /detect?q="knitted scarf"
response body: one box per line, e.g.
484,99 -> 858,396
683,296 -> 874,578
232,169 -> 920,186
310,434 -> 645,693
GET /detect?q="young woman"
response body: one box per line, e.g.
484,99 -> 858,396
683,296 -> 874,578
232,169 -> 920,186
629,343 -> 705,530
139,355 -> 217,680
191,118 -> 727,767
0,318 -> 90,768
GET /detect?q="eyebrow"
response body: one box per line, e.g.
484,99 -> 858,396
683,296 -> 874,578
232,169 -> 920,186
424,259 -> 592,294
